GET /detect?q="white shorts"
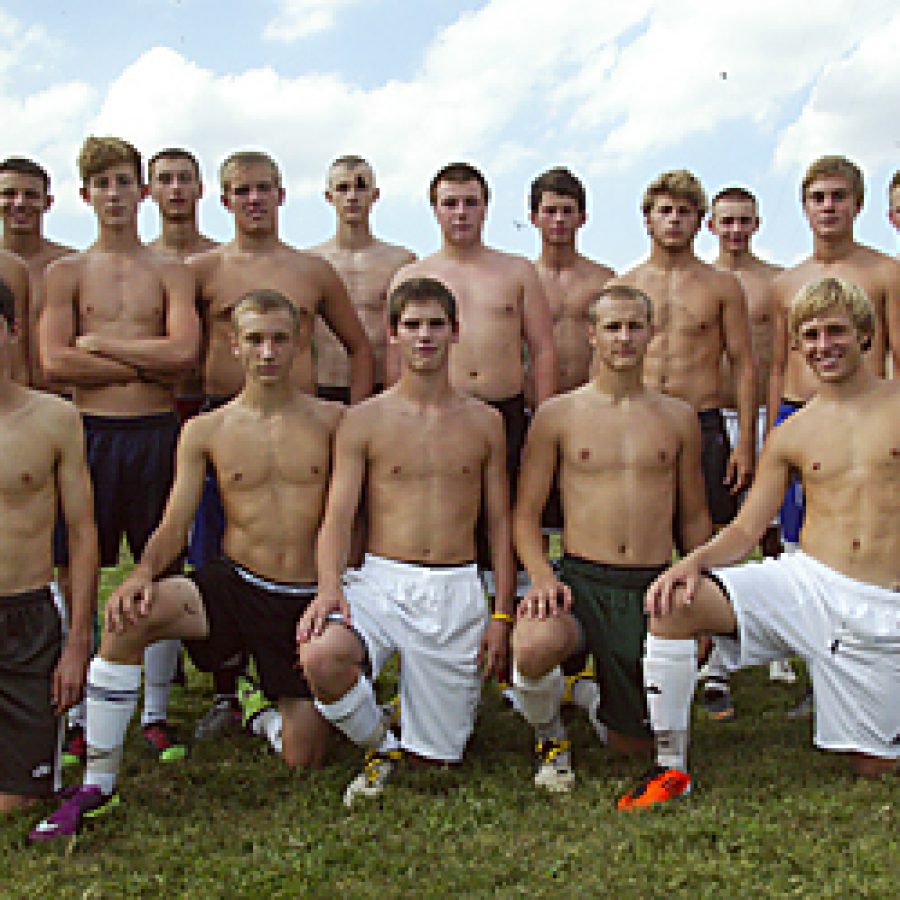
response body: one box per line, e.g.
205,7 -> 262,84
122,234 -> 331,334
722,407 -> 767,458
712,552 -> 900,759
344,554 -> 488,762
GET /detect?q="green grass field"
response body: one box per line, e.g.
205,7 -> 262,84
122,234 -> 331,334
1,558 -> 897,898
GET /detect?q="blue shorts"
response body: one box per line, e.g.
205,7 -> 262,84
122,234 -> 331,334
54,412 -> 180,568
774,400 -> 805,542
187,395 -> 230,569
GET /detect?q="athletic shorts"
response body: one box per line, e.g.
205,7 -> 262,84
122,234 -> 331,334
54,412 -> 180,568
476,393 -> 528,570
560,555 -> 664,740
342,554 -> 488,762
187,395 -> 231,569
698,408 -> 738,527
711,552 -> 900,759
185,557 -> 316,702
315,383 -> 385,404
774,399 -> 805,543
0,585 -> 65,797
722,407 -> 767,460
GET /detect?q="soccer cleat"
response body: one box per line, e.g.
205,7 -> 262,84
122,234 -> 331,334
61,724 -> 86,767
142,721 -> 187,762
237,676 -> 272,731
769,659 -> 797,684
701,681 -> 735,722
343,748 -> 402,808
533,737 -> 575,793
28,785 -> 120,843
616,765 -> 691,811
193,697 -> 242,740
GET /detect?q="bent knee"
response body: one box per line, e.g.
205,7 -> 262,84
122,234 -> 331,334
512,621 -> 576,678
281,746 -> 326,770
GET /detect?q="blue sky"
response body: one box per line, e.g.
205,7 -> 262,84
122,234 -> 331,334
3,1 -> 898,269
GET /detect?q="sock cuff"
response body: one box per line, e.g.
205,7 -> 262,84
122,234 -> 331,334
315,674 -> 373,721
89,656 -> 142,691
512,663 -> 563,690
646,635 -> 697,661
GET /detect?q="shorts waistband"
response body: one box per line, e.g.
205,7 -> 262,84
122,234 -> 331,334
225,557 -> 317,596
361,553 -> 478,578
0,584 -> 53,607
486,393 -> 526,417
81,411 -> 179,431
780,398 -> 806,413
697,408 -> 725,428
561,554 -> 666,588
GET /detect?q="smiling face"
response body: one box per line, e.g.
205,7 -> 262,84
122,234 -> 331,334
709,197 -> 758,253
796,308 -> 866,383
432,178 -> 487,247
0,171 -> 50,236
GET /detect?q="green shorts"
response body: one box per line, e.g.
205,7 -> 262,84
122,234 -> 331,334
560,554 -> 665,740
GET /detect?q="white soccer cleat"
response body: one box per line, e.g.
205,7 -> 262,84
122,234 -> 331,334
534,738 -> 575,793
343,749 -> 401,808
769,659 -> 797,684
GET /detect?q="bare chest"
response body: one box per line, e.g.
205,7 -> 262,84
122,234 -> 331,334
638,271 -> 721,338
0,427 -> 55,498
562,411 -> 679,474
78,259 -> 166,331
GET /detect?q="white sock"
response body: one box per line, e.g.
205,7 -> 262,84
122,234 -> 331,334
315,675 -> 386,750
512,664 -> 565,728
251,709 -> 283,754
781,539 -> 799,554
141,639 -> 180,726
85,657 -> 142,796
570,676 -> 600,714
643,635 -> 697,772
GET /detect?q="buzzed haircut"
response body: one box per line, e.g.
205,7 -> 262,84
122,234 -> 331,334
529,167 -> 586,214
388,277 -> 458,332
588,284 -> 653,324
788,277 -> 874,343
711,186 -> 758,210
219,151 -> 282,192
641,169 -> 707,217
0,278 -> 15,328
149,148 -> 201,181
429,162 -> 489,206
801,155 -> 864,206
0,157 -> 50,193
78,136 -> 143,186
330,155 -> 371,171
232,288 -> 305,331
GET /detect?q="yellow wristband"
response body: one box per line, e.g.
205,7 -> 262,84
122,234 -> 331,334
491,612 -> 515,624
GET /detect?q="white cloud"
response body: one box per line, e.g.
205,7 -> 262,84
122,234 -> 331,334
263,0 -> 362,42
774,12 -> 900,177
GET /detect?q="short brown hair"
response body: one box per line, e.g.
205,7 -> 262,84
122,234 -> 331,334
711,186 -> 757,211
641,170 -> 707,217
788,277 -> 874,343
801,156 -> 864,206
530,167 -> 585,214
388,278 -> 458,332
219,151 -> 281,193
587,284 -> 653,324
429,162 -> 489,206
78,136 -> 143,186
149,148 -> 201,181
232,289 -> 306,332
0,157 -> 50,193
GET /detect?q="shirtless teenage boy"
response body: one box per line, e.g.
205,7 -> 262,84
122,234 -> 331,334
40,136 -> 199,762
615,170 -> 755,529
298,277 -> 514,806
30,290 -> 342,841
0,157 -> 72,388
390,163 -> 556,573
768,157 -> 900,550
311,155 -> 415,401
0,286 -> 96,813
618,277 -> 899,810
512,285 -> 711,791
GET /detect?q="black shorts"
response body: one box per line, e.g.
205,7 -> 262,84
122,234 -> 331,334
185,558 -> 316,702
316,384 -> 385,404
560,555 -> 664,740
541,468 -> 563,532
0,586 -> 64,797
54,412 -> 181,567
477,393 -> 528,570
698,408 -> 738,527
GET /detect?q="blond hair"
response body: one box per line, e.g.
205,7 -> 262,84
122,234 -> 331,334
77,136 -> 143,186
219,151 -> 281,192
801,156 -> 864,206
788,277 -> 874,342
641,169 -> 707,217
